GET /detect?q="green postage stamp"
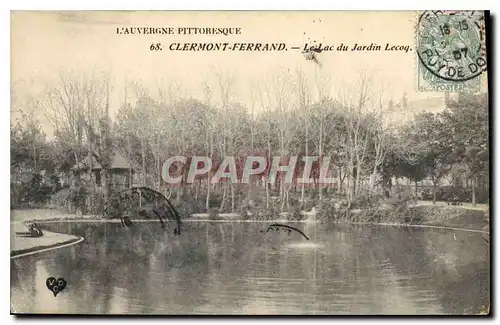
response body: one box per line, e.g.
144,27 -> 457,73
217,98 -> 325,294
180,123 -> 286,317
416,10 -> 487,92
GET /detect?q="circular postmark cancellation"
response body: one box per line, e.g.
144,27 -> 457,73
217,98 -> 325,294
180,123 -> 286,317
417,11 -> 487,82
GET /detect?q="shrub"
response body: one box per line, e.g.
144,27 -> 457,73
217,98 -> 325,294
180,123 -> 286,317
421,188 -> 433,200
208,192 -> 224,208
318,200 -> 343,221
208,208 -> 221,220
69,185 -> 87,213
50,188 -> 71,210
289,205 -> 305,221
350,191 -> 385,209
15,173 -> 54,205
302,198 -> 318,212
420,186 -> 489,204
237,198 -> 252,215
244,198 -> 282,221
87,192 -> 105,215
10,182 -> 24,207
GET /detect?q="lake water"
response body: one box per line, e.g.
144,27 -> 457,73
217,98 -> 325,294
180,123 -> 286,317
11,221 -> 490,315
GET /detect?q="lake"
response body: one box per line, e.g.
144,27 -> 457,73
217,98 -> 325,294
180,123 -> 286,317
10,220 -> 490,315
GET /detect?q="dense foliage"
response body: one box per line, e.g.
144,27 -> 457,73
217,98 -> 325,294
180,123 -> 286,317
11,71 -> 489,215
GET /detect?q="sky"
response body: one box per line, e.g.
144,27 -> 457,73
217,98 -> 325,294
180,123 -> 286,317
11,11 -> 466,136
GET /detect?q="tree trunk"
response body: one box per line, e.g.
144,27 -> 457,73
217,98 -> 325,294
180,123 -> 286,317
129,168 -> 132,189
318,119 -> 323,202
230,183 -> 235,212
127,136 -> 132,188
156,143 -> 161,191
220,183 -> 227,212
206,135 -> 212,212
346,159 -> 354,208
472,176 -> 477,207
33,145 -> 37,171
432,182 -> 437,205
286,186 -> 290,210
301,125 -> 308,206
266,140 -> 271,209
355,162 -> 361,197
103,167 -> 112,204
205,177 -> 211,211
265,179 -> 270,209
248,107 -> 255,200
141,138 -> 146,186
195,179 -> 199,201
280,184 -> 288,212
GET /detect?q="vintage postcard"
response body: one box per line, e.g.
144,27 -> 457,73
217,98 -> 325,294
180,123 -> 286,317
10,11 -> 490,315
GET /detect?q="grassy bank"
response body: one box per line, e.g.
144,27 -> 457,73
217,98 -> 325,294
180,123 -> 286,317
11,221 -> 83,258
20,200 -> 490,234
406,204 -> 489,231
11,236 -> 83,258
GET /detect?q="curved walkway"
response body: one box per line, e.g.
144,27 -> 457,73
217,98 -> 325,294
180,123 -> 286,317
10,221 -> 84,259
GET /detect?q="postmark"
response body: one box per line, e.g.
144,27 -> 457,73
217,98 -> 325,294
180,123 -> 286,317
103,187 -> 182,235
417,10 -> 486,92
260,223 -> 310,241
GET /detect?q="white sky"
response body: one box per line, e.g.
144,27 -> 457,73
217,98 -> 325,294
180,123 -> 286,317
11,11 -> 459,135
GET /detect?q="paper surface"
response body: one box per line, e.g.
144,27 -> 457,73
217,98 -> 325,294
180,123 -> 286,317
10,11 -> 490,315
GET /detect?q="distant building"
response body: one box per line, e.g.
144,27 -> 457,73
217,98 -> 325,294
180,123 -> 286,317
72,152 -> 137,193
384,94 -> 448,124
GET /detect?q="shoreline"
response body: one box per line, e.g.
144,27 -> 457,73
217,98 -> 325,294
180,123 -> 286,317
11,236 -> 84,259
25,217 -> 489,234
10,219 -> 488,260
12,203 -> 488,259
21,203 -> 489,231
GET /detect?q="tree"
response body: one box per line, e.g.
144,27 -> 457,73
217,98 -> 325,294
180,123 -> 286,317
442,93 -> 489,206
401,112 -> 453,203
292,68 -> 312,206
41,71 -> 114,205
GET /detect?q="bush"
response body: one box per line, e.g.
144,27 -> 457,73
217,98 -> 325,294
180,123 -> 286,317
243,198 -> 282,221
69,185 -> 87,213
208,208 -> 221,220
394,186 -> 417,205
318,200 -> 343,221
237,198 -> 254,219
289,204 -> 305,221
302,198 -> 318,212
421,188 -> 433,200
50,188 -> 70,209
175,199 -> 205,218
23,174 -> 52,204
350,191 -> 385,209
421,186 -> 489,204
10,182 -> 23,206
87,192 -> 105,215
11,173 -> 57,208
50,175 -> 62,193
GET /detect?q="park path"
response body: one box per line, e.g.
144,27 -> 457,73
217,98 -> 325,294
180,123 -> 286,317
11,209 -> 82,258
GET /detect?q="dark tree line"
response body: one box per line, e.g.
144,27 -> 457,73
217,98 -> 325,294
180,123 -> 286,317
11,70 -> 489,213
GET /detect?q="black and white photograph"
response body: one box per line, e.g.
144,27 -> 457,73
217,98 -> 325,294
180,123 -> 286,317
9,10 -> 490,315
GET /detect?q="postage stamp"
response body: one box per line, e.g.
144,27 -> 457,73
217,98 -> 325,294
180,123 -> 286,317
416,10 -> 487,92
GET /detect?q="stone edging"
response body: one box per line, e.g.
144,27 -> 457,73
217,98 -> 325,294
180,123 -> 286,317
11,236 -> 85,259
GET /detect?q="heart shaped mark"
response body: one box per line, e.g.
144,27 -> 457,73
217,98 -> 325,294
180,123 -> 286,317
46,277 -> 67,297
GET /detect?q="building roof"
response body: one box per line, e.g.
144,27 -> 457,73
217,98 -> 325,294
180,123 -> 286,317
384,95 -> 446,124
72,152 -> 131,171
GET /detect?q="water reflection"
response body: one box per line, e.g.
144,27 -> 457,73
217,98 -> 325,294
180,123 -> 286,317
11,222 -> 489,315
